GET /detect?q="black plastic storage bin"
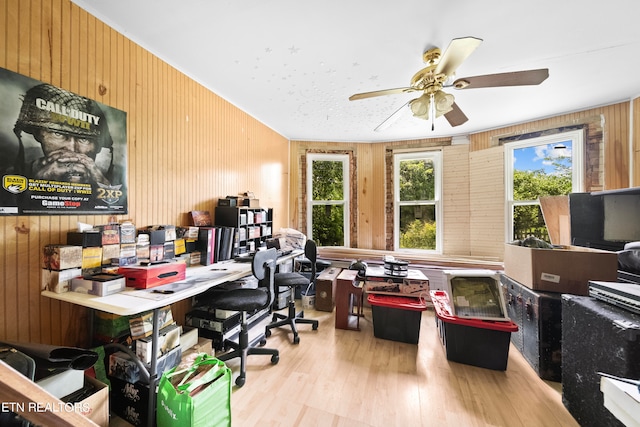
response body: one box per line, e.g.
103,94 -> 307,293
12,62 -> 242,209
431,290 -> 518,371
368,294 -> 428,344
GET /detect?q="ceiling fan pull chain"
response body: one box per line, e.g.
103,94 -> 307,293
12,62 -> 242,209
430,93 -> 436,131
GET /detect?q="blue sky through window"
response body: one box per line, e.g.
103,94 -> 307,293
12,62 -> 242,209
512,141 -> 572,173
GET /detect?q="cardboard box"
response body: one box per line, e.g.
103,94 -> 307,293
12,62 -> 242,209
179,326 -> 199,351
109,350 -> 142,383
81,247 -> 103,271
74,375 -> 109,427
94,311 -> 131,338
108,376 -> 151,427
135,323 -> 181,364
119,221 -> 137,244
101,244 -> 120,263
99,224 -> 120,245
71,274 -> 126,296
364,266 -> 430,297
503,243 -> 618,295
43,244 -> 83,270
315,267 -> 341,312
41,267 -> 82,293
129,305 -> 173,340
119,261 -> 186,289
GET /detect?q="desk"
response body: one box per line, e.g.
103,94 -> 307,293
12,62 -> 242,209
42,249 -> 302,427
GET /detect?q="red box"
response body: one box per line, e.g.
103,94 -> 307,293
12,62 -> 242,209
119,262 -> 186,289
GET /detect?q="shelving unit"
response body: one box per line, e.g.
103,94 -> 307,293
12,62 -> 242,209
215,206 -> 273,255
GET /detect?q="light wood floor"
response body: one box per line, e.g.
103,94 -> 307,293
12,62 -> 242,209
112,303 -> 580,427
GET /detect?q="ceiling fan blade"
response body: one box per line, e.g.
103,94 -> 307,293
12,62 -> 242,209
374,101 -> 411,132
451,68 -> 549,89
434,36 -> 483,77
349,87 -> 416,101
444,102 -> 468,127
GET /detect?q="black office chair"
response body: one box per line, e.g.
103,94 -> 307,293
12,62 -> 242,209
265,239 -> 319,344
204,248 -> 279,387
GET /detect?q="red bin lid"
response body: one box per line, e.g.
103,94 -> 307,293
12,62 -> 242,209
367,294 -> 428,311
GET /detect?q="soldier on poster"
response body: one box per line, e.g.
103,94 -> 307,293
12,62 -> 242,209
0,67 -> 127,215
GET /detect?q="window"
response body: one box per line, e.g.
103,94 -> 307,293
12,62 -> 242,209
306,153 -> 350,246
505,130 -> 584,242
393,151 -> 442,252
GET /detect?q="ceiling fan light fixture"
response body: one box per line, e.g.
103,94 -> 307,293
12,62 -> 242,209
410,94 -> 430,118
434,90 -> 454,117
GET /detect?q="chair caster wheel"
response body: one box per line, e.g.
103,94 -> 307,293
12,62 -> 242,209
259,338 -> 267,346
293,335 -> 300,344
271,354 -> 279,364
265,329 -> 271,337
236,376 -> 246,387
312,324 -> 318,331
272,314 -> 278,322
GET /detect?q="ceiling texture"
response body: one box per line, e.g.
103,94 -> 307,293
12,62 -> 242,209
71,0 -> 640,143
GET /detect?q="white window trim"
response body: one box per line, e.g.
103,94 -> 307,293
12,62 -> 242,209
504,129 -> 584,242
393,151 -> 443,253
306,153 -> 350,247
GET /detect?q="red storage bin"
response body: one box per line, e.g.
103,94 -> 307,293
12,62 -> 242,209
367,294 -> 428,344
430,290 -> 518,370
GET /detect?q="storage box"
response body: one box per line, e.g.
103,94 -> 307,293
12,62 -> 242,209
443,269 -> 508,321
109,350 -> 142,383
101,244 -> 120,263
81,247 -> 103,272
43,244 -> 83,270
129,306 -> 174,340
119,261 -> 186,289
501,274 -> 563,381
41,267 -> 82,293
431,290 -> 518,371
364,266 -> 429,297
135,323 -> 181,364
71,273 -> 126,296
119,222 -> 137,244
315,267 -> 341,312
108,376 -> 151,427
368,294 -> 427,344
503,243 -> 618,295
67,231 -> 102,248
98,224 -> 120,245
73,375 -> 109,427
94,311 -> 131,339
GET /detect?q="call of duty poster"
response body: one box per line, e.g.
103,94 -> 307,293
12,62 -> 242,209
0,67 -> 128,215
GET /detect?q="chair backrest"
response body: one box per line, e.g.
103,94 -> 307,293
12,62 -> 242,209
304,239 -> 317,282
252,248 -> 278,307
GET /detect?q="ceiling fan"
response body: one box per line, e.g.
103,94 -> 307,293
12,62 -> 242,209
349,36 -> 549,131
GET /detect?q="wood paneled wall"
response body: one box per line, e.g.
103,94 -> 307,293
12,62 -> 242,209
291,101 -> 637,263
0,0 -> 289,346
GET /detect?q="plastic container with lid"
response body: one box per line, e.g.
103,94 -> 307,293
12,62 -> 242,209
430,290 -> 518,370
367,294 -> 428,344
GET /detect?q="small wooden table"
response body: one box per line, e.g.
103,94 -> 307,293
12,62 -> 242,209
335,269 -> 364,330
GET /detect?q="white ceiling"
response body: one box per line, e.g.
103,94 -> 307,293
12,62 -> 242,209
71,0 -> 640,143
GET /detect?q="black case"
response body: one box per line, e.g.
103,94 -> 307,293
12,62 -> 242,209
501,274 -> 563,381
562,294 -> 640,427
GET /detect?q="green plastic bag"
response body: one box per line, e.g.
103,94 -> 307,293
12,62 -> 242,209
156,353 -> 231,427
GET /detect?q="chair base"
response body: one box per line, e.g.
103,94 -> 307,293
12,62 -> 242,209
218,313 -> 279,387
264,300 -> 319,344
